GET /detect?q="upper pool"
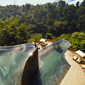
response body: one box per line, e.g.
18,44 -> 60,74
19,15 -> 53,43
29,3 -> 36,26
0,43 -> 35,85
31,39 -> 71,85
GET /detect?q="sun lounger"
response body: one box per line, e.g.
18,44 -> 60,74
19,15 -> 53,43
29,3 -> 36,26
76,57 -> 82,63
41,42 -> 46,47
82,65 -> 85,69
72,56 -> 78,61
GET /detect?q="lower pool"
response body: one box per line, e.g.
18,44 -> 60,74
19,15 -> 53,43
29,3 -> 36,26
31,39 -> 71,85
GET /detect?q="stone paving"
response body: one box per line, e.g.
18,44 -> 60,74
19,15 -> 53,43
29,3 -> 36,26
60,50 -> 85,85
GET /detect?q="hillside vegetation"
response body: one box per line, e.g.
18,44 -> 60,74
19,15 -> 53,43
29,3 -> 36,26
0,0 -> 85,52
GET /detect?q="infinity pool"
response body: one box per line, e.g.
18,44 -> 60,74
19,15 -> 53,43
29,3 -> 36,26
31,39 -> 71,85
0,39 -> 71,85
0,43 -> 35,85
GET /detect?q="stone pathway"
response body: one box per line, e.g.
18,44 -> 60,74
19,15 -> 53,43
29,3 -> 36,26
60,50 -> 85,85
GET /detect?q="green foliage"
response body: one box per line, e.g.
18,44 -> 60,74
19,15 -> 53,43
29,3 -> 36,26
80,40 -> 85,52
0,0 -> 85,50
71,32 -> 85,39
70,32 -> 85,52
57,32 -> 85,52
46,33 -> 52,39
51,21 -> 68,36
28,38 -> 35,43
28,33 -> 42,43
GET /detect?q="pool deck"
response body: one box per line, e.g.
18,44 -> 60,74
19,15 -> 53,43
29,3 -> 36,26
60,50 -> 85,85
38,41 -> 53,51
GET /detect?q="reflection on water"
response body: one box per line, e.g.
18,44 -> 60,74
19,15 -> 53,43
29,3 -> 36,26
0,43 -> 35,85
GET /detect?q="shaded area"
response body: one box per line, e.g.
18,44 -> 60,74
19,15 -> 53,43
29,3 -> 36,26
31,39 -> 71,85
21,48 -> 38,85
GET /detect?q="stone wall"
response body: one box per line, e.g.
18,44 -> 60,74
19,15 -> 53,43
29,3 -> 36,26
20,48 -> 38,85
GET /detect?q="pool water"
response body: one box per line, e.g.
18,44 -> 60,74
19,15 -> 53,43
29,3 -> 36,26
31,39 -> 71,85
0,39 -> 71,85
0,43 -> 35,85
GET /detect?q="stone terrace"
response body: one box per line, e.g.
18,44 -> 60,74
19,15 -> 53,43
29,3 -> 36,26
60,50 -> 85,85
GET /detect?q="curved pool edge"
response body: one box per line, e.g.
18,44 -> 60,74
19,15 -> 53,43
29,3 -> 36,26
62,49 -> 71,67
58,40 -> 71,85
58,49 -> 71,84
0,43 -> 38,85
19,47 -> 38,85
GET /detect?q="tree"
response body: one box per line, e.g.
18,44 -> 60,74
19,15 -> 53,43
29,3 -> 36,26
80,40 -> 85,52
76,1 -> 80,8
28,33 -> 42,42
0,0 -> 85,46
81,0 -> 85,6
71,32 -> 85,39
59,0 -> 66,7
70,20 -> 77,32
63,5 -> 77,23
52,21 -> 67,36
46,33 -> 52,39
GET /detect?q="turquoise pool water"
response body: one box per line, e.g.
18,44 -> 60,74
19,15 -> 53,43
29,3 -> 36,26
0,43 -> 35,85
0,39 -> 71,85
31,39 -> 71,85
